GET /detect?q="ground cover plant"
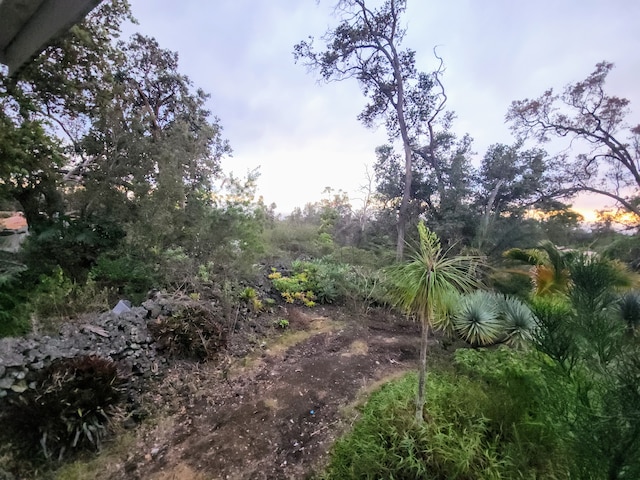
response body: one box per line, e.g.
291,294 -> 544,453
322,348 -> 571,479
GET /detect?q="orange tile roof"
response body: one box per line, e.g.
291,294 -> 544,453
0,213 -> 28,231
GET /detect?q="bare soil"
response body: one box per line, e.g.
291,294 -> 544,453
68,306 -> 433,480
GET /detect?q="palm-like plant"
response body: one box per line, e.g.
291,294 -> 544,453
500,296 -> 536,348
386,222 -> 483,423
617,291 -> 640,335
503,241 -> 573,296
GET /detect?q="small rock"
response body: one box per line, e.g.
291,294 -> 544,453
0,377 -> 14,389
10,380 -> 28,393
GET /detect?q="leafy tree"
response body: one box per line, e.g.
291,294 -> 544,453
295,0 -> 441,259
507,61 -> 640,222
374,128 -> 477,247
386,222 -> 482,423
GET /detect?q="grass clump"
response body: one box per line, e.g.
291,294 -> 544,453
322,348 -> 571,479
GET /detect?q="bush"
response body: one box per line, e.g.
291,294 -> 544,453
27,268 -> 112,333
3,356 -> 126,461
269,259 -> 366,307
147,301 -> 226,361
323,349 -> 571,479
89,251 -> 159,304
446,291 -> 537,348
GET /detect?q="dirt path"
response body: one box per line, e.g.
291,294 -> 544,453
99,307 -> 423,480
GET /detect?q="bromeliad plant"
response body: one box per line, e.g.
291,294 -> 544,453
5,356 -> 126,460
386,222 -> 483,423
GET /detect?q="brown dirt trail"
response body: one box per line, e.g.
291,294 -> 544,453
97,307 -> 423,480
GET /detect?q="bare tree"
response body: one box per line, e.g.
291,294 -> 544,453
295,0 -> 430,259
507,62 -> 640,221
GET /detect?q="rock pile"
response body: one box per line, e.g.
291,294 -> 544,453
0,304 -> 162,402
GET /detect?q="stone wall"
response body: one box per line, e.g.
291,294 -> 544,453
0,305 -> 162,401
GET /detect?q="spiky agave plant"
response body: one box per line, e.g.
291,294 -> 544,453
616,291 -> 640,335
453,290 -> 502,346
500,296 -> 536,348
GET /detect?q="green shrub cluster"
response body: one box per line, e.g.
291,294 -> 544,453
323,348 -> 571,479
269,259 -> 383,309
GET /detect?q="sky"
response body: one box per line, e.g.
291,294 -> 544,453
122,0 -> 640,216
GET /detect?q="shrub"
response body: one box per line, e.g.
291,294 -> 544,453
453,290 -> 503,346
240,287 -> 264,313
4,356 -> 126,460
269,259 -> 357,305
90,251 -> 158,304
450,291 -> 537,348
147,301 -> 226,361
323,350 -> 572,479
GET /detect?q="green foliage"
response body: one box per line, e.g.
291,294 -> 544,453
147,302 -> 226,361
448,291 -> 536,348
602,234 -> 640,270
454,348 -> 571,475
500,295 -> 536,348
616,291 -> 640,333
488,269 -> 532,299
274,318 -> 289,329
385,222 -> 483,323
528,295 -> 578,371
4,356 -> 125,461
324,351 -> 570,479
89,251 -> 158,305
240,287 -> 264,313
453,290 -> 503,346
0,254 -> 30,336
269,259 -> 362,307
20,217 -> 126,283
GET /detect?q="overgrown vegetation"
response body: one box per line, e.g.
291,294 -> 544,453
1,0 -> 640,478
3,356 -> 126,462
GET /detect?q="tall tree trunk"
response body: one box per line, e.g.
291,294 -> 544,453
415,316 -> 429,424
396,138 -> 412,260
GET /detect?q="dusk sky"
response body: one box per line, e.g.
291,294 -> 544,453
122,0 -> 640,216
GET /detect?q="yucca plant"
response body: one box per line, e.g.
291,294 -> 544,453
453,290 -> 502,346
617,291 -> 640,335
386,222 -> 483,423
500,296 -> 536,348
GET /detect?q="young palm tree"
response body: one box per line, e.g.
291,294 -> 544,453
386,222 -> 483,423
503,241 -> 573,296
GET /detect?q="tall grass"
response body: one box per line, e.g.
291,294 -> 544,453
322,349 -> 572,479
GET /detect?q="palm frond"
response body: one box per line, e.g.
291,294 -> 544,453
503,248 -> 547,266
